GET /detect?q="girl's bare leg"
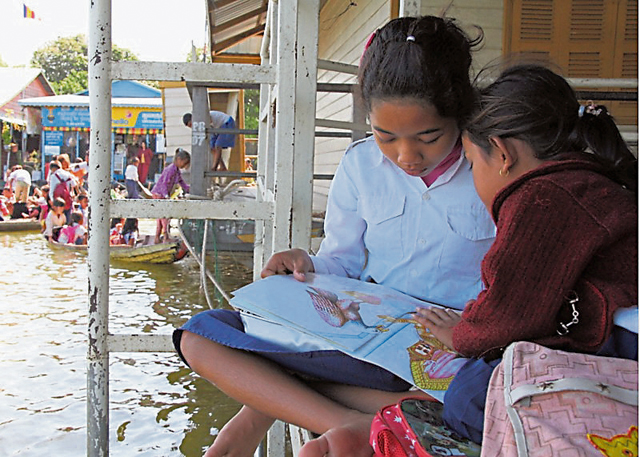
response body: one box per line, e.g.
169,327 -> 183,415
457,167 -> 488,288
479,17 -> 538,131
298,384 -> 436,457
181,331 -> 373,457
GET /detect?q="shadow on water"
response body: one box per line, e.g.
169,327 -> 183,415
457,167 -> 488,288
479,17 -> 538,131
0,227 -> 254,456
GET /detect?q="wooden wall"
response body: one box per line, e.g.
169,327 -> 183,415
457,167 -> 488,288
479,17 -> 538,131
312,0 -> 503,213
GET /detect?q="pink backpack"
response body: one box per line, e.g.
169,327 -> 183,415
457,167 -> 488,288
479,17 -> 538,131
482,341 -> 638,457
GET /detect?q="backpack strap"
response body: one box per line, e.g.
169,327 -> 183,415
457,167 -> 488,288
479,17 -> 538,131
502,343 -> 529,457
509,377 -> 638,406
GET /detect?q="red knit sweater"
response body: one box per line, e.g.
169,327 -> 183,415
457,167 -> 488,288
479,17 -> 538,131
452,156 -> 638,358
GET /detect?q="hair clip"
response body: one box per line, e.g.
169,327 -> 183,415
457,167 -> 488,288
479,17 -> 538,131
406,35 -> 416,42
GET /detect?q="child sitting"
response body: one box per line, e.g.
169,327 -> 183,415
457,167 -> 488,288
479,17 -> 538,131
109,218 -> 125,245
121,218 -> 139,246
43,198 -> 67,241
58,211 -> 88,245
408,64 -> 638,446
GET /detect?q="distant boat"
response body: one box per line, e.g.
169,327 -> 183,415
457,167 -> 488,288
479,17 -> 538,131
179,181 -> 324,253
48,236 -> 188,264
0,218 -> 42,232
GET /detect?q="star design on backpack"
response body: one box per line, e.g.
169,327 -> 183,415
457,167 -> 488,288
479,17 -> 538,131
596,382 -> 610,393
538,381 -> 555,391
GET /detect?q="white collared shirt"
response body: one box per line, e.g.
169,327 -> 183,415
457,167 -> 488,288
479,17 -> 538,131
312,136 -> 496,309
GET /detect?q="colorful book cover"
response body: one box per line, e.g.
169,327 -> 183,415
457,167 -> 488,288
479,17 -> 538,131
231,273 -> 468,402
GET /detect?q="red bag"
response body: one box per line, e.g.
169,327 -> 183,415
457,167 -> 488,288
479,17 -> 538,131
370,397 -> 481,457
53,173 -> 73,210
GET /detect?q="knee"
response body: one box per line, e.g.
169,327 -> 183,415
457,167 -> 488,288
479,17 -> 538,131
179,330 -> 202,367
179,331 -> 222,373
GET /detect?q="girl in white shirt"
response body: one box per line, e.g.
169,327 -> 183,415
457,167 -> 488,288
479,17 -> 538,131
175,16 -> 495,457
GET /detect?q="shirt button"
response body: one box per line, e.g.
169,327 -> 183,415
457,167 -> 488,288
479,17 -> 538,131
410,270 -> 418,277
422,192 -> 430,201
418,239 -> 426,245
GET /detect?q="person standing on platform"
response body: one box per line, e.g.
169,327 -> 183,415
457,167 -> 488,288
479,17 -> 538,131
124,157 -> 141,199
7,165 -> 31,204
183,111 -> 236,172
137,140 -> 153,185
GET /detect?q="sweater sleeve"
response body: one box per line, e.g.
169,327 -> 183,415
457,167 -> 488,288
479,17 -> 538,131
452,180 -> 607,357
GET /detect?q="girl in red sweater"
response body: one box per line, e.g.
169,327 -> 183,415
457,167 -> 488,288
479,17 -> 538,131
414,64 -> 638,444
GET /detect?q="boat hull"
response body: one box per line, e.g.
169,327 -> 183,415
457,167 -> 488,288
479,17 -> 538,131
48,239 -> 187,264
0,218 -> 42,232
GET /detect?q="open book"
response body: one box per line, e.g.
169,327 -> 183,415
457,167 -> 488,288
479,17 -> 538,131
231,273 -> 468,402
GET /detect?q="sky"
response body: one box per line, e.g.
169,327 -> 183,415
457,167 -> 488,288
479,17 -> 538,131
0,0 -> 207,67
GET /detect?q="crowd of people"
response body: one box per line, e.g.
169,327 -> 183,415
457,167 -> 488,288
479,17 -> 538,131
2,146 -> 191,248
1,153 -> 91,245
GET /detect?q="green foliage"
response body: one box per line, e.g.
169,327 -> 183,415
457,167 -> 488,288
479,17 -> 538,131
186,47 -> 207,63
31,34 -> 138,94
244,89 -> 259,136
1,123 -> 11,145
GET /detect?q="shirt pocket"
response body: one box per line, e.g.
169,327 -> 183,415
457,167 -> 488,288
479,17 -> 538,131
438,204 -> 496,279
358,195 -> 406,263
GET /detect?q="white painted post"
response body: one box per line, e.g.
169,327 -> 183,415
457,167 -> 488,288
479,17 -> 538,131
290,0 -> 320,250
87,0 -> 112,454
271,0 -> 297,253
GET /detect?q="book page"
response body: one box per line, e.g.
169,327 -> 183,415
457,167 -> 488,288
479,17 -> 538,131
231,273 -> 468,401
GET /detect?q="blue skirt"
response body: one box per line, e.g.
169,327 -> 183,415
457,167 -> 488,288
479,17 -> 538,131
173,309 -> 411,392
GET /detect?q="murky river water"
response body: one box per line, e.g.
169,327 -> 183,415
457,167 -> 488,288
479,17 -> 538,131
0,223 -> 254,456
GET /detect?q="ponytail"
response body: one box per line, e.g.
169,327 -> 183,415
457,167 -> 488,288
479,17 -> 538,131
466,64 -> 637,194
576,103 -> 637,193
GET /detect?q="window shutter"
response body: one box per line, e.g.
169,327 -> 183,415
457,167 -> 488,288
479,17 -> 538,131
506,0 -> 637,125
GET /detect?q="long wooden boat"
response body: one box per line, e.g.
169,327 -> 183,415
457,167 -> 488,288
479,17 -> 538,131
48,236 -> 188,264
0,218 -> 42,232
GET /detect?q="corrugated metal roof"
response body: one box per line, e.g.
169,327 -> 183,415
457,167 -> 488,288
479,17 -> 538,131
18,94 -> 162,108
207,0 -> 267,57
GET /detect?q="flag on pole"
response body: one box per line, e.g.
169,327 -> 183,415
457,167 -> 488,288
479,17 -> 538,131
23,3 -> 36,19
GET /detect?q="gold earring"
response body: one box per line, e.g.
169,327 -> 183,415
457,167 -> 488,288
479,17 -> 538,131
499,168 -> 510,177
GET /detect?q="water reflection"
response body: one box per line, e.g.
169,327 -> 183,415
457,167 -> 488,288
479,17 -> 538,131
0,228 -> 253,456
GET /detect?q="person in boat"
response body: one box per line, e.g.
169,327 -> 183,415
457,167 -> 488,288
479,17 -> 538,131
43,198 -> 67,242
58,211 -> 87,245
76,193 -> 89,229
151,148 -> 191,244
1,186 -> 14,220
109,218 -> 125,245
48,160 -> 78,224
174,16 -> 495,457
121,218 -> 139,246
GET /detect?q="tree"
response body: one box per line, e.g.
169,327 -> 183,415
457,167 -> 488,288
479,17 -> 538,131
31,34 -> 138,94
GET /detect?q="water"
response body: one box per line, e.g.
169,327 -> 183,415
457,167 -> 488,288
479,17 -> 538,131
0,224 -> 254,456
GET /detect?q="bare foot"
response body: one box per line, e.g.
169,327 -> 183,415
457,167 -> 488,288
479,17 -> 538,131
204,406 -> 275,457
299,415 -> 374,457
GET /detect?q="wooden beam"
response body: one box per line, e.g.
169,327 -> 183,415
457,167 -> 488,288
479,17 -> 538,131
212,25 -> 265,54
211,53 -> 262,65
214,5 -> 268,33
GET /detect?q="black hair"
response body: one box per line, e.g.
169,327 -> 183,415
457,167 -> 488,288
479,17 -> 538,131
175,148 -> 191,163
182,113 -> 192,126
465,64 -> 637,193
121,218 -> 138,235
71,211 -> 83,225
53,197 -> 66,208
358,15 -> 483,126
